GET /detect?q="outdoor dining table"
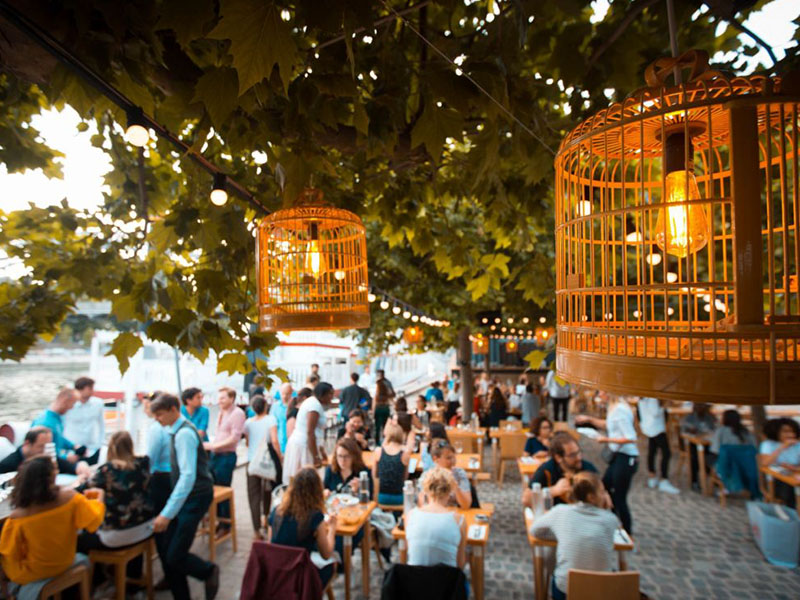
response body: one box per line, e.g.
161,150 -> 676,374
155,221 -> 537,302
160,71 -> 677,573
680,432 -> 712,495
760,465 -> 800,515
333,500 -> 377,600
523,509 -> 634,600
517,456 -> 547,486
392,506 -> 492,600
359,449 -> 483,475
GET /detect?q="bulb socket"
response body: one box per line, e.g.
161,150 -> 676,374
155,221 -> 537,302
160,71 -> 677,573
664,132 -> 694,174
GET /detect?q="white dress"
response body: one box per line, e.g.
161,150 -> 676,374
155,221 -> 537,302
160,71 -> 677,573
282,397 -> 326,485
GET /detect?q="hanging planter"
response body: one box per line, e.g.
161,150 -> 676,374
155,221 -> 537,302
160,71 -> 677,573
257,188 -> 370,331
554,49 -> 800,404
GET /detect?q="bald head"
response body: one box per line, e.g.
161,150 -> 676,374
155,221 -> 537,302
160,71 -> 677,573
280,382 -> 293,403
53,387 -> 79,414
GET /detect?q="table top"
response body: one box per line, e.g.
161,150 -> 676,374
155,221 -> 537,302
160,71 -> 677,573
334,501 -> 376,536
392,507 -> 492,546
361,450 -> 481,473
447,427 -> 487,438
761,465 -> 800,487
524,511 -> 634,551
517,457 -> 547,476
680,432 -> 712,446
489,427 -> 528,438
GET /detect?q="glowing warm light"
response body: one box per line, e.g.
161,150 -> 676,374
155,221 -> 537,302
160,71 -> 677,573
576,200 -> 591,216
667,307 -> 675,316
666,272 -> 678,283
655,170 -> 710,258
334,270 -> 345,281
403,310 -> 411,319
542,330 -> 549,339
380,300 -> 390,310
304,239 -> 324,277
392,305 -> 401,315
368,293 -> 376,303
522,317 -> 530,324
210,188 -> 228,206
539,316 -> 546,324
506,340 -> 518,352
646,252 -> 662,266
633,310 -> 641,318
411,314 -> 419,322
125,123 -> 149,147
625,231 -> 642,243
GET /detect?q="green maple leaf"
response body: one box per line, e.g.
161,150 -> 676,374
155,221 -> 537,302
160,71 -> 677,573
410,103 -> 463,163
105,332 -> 143,374
157,0 -> 216,48
217,352 -> 252,375
208,0 -> 298,95
192,67 -> 240,128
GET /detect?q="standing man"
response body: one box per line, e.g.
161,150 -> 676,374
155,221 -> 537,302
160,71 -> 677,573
545,369 -> 572,422
271,382 -> 293,453
31,387 -> 80,462
310,363 -> 320,380
339,373 -> 371,420
181,387 -> 210,441
424,381 -> 444,403
150,393 -> 219,600
375,369 -> 395,398
63,377 -> 105,464
204,387 -> 245,534
360,364 -> 375,394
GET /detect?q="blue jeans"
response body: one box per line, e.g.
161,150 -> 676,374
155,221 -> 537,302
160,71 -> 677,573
155,491 -> 215,600
551,577 -> 567,600
10,554 -> 88,600
210,451 -> 237,520
377,492 -> 404,506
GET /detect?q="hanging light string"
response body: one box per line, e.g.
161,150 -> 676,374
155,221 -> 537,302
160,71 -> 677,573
378,0 -> 556,156
368,285 -> 451,328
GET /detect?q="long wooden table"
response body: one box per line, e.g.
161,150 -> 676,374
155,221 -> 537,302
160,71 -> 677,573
392,506 -> 491,600
360,450 -> 483,475
334,500 -> 376,600
680,433 -> 712,495
760,465 -> 800,514
517,457 -> 547,485
524,510 -> 634,600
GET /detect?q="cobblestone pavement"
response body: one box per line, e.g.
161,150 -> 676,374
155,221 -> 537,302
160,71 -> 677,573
152,437 -> 799,600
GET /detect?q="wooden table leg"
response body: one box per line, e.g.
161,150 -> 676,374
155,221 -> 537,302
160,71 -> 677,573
342,535 -> 353,600
471,545 -> 484,600
398,539 -> 407,564
208,504 -> 217,562
618,550 -> 628,571
697,444 -> 708,496
361,526 -> 371,598
533,547 -> 544,600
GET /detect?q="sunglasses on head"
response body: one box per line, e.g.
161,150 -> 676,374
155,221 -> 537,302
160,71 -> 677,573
435,440 -> 450,449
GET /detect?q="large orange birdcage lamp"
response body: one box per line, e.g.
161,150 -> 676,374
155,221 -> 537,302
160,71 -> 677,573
555,50 -> 800,404
257,188 -> 370,331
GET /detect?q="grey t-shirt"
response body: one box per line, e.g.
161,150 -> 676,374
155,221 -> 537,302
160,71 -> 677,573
711,426 -> 756,454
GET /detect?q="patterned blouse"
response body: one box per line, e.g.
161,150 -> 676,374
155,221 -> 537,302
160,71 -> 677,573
78,456 -> 154,530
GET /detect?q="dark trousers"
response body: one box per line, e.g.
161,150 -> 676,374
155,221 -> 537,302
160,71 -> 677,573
647,432 -> 671,479
150,471 -> 172,514
551,396 -> 569,422
210,452 -> 237,520
155,491 -> 214,600
689,444 -> 717,485
76,531 -> 145,584
374,405 -> 391,444
603,452 -> 638,534
246,473 -> 273,532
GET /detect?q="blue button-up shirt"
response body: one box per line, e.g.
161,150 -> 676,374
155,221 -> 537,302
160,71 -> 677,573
161,414 -> 199,520
180,405 -> 209,441
31,409 -> 74,457
271,400 -> 289,453
147,420 -> 171,473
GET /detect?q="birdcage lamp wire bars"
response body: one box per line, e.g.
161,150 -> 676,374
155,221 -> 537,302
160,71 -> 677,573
554,50 -> 800,404
257,189 -> 370,331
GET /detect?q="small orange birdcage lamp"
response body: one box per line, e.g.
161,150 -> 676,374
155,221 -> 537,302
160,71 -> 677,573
554,49 -> 800,404
505,339 -> 519,353
257,188 -> 370,331
472,336 -> 488,355
403,326 -> 424,345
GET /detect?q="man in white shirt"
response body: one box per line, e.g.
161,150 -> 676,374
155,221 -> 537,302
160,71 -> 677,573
637,397 -> 679,494
545,370 -> 571,422
63,376 -> 105,464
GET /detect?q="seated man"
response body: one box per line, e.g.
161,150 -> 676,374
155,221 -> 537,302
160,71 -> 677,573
522,432 -> 597,507
337,409 -> 370,450
0,427 -> 87,477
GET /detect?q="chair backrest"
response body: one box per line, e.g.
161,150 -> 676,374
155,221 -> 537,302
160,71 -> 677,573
499,420 -> 522,430
499,432 -> 528,459
448,431 -> 478,454
381,563 -> 467,600
240,541 -> 323,600
567,569 -> 640,600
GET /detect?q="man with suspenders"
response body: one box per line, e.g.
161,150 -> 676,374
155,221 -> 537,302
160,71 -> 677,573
150,393 -> 220,600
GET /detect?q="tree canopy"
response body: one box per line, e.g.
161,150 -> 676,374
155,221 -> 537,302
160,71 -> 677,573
0,0 -> 796,375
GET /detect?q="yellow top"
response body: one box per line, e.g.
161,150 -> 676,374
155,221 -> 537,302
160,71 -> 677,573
0,493 -> 105,584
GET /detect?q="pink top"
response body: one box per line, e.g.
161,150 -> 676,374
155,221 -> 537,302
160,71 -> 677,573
215,405 -> 246,453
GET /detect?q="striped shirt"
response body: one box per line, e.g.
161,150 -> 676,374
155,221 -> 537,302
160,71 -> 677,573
530,502 -> 619,593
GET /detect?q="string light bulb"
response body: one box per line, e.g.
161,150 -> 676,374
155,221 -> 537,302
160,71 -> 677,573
403,310 -> 411,319
368,293 -> 377,303
380,299 -> 390,310
125,107 -> 149,147
210,173 -> 228,206
392,305 -> 401,315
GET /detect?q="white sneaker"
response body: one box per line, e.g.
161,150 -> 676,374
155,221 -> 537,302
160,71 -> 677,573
658,479 -> 680,494
647,477 -> 659,489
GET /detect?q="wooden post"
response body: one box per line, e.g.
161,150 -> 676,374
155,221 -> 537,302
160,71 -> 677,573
458,327 -> 474,423
751,405 -> 767,441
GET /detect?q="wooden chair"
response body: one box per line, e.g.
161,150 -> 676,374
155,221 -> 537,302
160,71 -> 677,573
88,538 -> 154,600
498,420 -> 522,430
39,563 -> 91,600
567,569 -> 640,600
448,430 -> 478,454
495,432 -> 528,487
197,485 -> 238,560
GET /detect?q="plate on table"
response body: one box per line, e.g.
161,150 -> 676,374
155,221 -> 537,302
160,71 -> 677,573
330,494 -> 359,507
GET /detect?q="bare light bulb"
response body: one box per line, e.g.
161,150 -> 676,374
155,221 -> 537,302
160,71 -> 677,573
210,173 -> 228,206
125,107 -> 149,147
304,222 -> 324,278
380,300 -> 389,310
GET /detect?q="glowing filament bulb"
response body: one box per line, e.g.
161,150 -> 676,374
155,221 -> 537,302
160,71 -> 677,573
304,222 -> 325,278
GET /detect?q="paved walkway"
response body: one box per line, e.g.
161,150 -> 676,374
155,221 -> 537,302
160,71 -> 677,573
148,437 -> 799,600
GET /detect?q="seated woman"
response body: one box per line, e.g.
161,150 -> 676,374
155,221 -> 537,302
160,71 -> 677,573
760,418 -> 800,508
337,409 -> 370,450
530,471 -> 619,600
429,441 -> 472,509
268,467 -> 337,587
323,438 -> 370,556
76,431 -> 154,583
421,422 -> 450,471
415,395 -> 430,429
372,422 -> 410,506
711,410 -> 756,456
406,467 -> 467,577
525,416 -> 553,459
394,396 -> 423,431
0,455 -> 106,600
487,387 -> 508,428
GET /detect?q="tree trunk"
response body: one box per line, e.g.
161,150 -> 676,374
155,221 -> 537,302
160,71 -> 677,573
458,326 -> 473,423
750,404 -> 766,441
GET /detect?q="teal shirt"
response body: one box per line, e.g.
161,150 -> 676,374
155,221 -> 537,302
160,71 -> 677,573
272,400 -> 289,453
32,409 -> 73,457
181,405 -> 209,442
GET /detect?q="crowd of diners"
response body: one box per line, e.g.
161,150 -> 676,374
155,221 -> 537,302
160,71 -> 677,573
0,368 -> 797,599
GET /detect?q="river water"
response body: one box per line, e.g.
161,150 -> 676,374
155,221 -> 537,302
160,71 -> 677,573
0,362 -> 90,423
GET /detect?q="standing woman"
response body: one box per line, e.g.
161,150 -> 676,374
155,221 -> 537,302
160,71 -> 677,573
638,398 -> 679,494
487,387 -> 508,428
244,395 -> 282,539
576,395 -> 639,534
286,387 -> 312,441
283,383 -> 333,485
373,378 -> 392,445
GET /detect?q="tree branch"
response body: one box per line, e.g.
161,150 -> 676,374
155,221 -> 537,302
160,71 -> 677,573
722,16 -> 778,67
587,0 -> 661,71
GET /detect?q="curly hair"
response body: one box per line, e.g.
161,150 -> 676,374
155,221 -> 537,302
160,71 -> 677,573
278,468 -> 325,524
11,455 -> 59,509
764,417 -> 800,441
421,466 -> 455,503
332,438 -> 367,475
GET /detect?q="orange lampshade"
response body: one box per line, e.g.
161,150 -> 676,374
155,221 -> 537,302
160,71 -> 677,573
505,340 -> 518,353
403,326 -> 424,345
257,188 -> 369,331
